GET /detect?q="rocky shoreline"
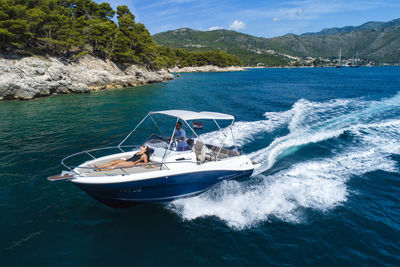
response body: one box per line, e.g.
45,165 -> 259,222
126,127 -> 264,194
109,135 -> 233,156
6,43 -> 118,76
0,54 -> 174,100
168,65 -> 244,73
0,55 -> 244,101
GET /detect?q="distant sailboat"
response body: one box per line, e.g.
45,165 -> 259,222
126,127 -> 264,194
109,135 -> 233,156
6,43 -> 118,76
336,48 -> 342,68
350,52 -> 360,68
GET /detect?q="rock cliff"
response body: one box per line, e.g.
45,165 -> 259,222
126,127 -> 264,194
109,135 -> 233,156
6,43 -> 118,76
0,54 -> 174,100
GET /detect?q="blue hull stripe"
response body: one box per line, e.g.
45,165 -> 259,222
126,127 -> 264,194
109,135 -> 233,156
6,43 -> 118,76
74,169 -> 253,207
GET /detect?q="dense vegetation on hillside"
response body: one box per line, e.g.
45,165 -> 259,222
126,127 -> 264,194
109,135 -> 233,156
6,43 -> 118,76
0,0 -> 242,69
154,28 -> 290,66
154,19 -> 400,65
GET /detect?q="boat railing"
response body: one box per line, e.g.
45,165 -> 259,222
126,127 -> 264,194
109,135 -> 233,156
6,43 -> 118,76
61,145 -> 139,174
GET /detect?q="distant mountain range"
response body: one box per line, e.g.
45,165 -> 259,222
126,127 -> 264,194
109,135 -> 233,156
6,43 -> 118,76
153,18 -> 400,66
302,19 -> 400,36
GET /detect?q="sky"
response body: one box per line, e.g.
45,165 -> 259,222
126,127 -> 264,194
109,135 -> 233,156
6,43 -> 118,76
100,0 -> 400,37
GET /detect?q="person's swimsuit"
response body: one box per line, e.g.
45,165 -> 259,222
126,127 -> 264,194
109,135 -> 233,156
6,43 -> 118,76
126,153 -> 144,162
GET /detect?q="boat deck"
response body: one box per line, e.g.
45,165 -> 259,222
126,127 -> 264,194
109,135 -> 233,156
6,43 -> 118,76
75,157 -> 167,177
70,143 -> 240,178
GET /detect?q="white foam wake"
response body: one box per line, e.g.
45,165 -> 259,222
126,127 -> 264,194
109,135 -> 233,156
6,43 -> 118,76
168,93 -> 400,229
199,109 -> 294,147
170,125 -> 400,229
251,94 -> 400,173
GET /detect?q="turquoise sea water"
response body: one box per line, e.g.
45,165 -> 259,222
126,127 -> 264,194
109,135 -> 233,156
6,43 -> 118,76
1,67 -> 400,265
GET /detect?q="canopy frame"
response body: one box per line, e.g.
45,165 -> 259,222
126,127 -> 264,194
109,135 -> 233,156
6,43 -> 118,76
118,110 -> 239,164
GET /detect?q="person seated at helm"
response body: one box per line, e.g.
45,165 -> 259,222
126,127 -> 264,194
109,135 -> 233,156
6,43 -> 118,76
94,145 -> 151,171
171,121 -> 188,151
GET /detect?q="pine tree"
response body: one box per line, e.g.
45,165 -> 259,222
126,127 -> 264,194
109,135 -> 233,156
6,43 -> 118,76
111,5 -> 137,63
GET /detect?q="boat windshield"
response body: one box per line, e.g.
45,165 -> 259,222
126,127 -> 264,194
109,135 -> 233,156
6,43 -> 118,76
145,135 -> 172,149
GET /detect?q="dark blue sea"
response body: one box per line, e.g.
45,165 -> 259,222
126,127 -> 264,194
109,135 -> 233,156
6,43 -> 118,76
1,67 -> 400,266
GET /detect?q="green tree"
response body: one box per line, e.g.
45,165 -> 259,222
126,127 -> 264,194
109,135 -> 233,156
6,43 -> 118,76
88,18 -> 117,56
112,5 -> 137,62
97,2 -> 115,20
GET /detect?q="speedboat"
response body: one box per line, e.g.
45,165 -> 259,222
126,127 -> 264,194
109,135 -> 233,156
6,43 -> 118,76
48,110 -> 258,207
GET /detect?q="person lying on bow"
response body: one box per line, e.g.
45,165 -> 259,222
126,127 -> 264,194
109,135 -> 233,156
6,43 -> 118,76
94,145 -> 150,171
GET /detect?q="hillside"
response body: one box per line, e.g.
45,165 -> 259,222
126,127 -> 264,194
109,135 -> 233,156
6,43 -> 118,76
153,18 -> 400,65
153,28 -> 290,66
269,19 -> 400,62
302,19 -> 399,36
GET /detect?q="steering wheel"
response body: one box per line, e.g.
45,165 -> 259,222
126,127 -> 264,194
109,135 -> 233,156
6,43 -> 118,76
170,139 -> 178,149
165,138 -> 177,149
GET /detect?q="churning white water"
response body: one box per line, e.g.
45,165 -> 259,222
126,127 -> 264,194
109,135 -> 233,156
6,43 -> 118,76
169,94 -> 400,229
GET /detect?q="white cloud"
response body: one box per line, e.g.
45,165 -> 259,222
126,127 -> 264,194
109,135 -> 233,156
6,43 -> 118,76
296,8 -> 304,15
229,20 -> 246,30
208,26 -> 223,30
273,17 -> 281,22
